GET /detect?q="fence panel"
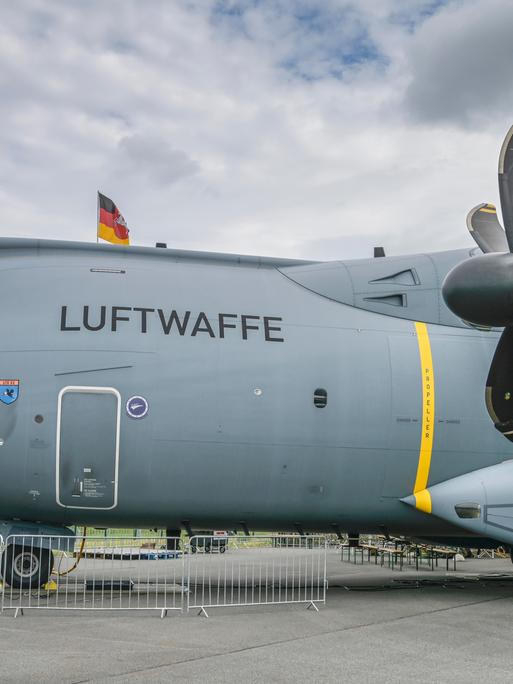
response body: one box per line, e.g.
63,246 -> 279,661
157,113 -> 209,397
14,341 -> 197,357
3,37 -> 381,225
1,535 -> 185,616
186,535 -> 327,614
1,534 -> 327,616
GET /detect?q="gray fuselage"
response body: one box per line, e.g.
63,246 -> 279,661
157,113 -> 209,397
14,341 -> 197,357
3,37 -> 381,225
0,239 -> 509,537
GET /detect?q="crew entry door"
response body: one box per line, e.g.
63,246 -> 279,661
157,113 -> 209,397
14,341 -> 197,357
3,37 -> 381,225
56,386 -> 121,509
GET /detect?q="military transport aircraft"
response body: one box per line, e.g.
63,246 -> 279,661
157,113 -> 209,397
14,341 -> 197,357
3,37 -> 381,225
3,127 -> 513,589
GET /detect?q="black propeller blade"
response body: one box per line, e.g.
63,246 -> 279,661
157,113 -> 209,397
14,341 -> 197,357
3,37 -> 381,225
498,124 -> 513,252
442,125 -> 513,441
486,327 -> 513,439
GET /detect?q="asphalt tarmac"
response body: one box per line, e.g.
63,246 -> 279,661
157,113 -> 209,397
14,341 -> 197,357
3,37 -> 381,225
2,551 -> 513,683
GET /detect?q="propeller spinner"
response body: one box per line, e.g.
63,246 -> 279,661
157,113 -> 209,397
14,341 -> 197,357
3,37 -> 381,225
443,125 -> 513,440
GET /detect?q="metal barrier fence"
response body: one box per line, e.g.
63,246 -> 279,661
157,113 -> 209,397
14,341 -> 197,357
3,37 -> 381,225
1,535 -> 185,617
0,534 -> 327,617
187,535 -> 326,616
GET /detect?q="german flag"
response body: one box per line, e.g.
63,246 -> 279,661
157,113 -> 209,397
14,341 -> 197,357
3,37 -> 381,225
97,192 -> 130,245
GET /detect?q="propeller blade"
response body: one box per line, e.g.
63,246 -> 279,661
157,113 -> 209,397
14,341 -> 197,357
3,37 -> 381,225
498,124 -> 513,251
486,326 -> 513,440
466,203 -> 508,253
443,124 -> 513,443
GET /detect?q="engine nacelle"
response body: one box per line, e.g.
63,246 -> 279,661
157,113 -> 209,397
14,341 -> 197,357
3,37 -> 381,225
442,252 -> 513,327
402,460 -> 513,547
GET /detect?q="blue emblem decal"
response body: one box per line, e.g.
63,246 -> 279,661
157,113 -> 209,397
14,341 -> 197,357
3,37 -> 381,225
126,395 -> 148,419
0,379 -> 19,405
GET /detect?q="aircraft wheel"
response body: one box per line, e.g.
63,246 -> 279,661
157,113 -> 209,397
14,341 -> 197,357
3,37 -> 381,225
2,545 -> 54,589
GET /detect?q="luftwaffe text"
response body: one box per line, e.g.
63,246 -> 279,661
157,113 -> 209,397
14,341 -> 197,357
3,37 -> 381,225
60,306 -> 284,342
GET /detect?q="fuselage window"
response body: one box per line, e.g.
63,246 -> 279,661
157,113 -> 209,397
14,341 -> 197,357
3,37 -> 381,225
314,388 -> 327,408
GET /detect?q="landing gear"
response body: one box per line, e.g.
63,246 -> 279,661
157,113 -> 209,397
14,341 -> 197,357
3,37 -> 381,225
166,529 -> 182,551
1,545 -> 54,589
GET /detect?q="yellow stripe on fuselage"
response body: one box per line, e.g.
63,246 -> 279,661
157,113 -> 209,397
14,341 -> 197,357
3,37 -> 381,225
413,322 -> 435,513
414,488 -> 432,514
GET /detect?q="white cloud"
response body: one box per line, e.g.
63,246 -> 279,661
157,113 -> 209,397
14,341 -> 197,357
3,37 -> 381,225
0,0 -> 511,258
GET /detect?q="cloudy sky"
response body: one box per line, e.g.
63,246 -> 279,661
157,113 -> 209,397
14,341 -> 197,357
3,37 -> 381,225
1,0 -> 512,259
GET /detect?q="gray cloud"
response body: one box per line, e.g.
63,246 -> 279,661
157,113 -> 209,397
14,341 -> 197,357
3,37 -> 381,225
117,135 -> 200,185
0,0 -> 508,256
404,0 -> 513,124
